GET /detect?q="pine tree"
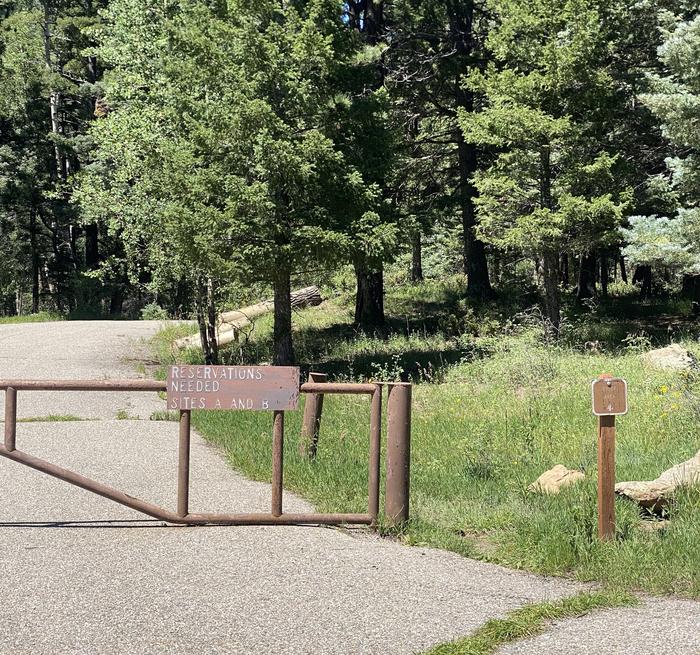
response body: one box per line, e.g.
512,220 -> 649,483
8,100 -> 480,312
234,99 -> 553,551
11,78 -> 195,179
80,0 -> 379,363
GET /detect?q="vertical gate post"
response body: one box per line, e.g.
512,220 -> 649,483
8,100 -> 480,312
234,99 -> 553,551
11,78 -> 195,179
4,387 -> 17,451
177,409 -> 191,518
271,410 -> 285,517
385,382 -> 411,527
368,384 -> 382,525
299,372 -> 327,459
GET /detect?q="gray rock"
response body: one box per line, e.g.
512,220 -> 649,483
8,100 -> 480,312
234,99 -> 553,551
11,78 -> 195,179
616,450 -> 700,509
642,344 -> 697,371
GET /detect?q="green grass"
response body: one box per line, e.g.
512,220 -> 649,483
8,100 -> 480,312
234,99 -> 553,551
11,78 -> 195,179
154,276 -> 700,598
422,590 -> 637,655
0,311 -> 64,324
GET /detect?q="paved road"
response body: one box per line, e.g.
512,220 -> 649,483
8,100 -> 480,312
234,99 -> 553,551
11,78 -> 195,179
0,321 -> 698,655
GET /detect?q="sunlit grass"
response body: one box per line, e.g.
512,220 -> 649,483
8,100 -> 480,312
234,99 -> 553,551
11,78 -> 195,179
0,312 -> 64,324
154,277 -> 700,597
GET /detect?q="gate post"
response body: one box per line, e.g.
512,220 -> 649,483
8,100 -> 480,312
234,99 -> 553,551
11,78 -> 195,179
385,382 -> 411,527
4,387 -> 17,451
299,371 -> 327,459
177,409 -> 191,518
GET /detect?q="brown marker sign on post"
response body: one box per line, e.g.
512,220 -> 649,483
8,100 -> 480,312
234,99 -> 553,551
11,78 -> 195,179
591,374 -> 628,541
166,365 -> 300,411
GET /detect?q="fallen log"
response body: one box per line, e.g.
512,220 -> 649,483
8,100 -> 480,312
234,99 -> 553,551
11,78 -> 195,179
175,286 -> 322,350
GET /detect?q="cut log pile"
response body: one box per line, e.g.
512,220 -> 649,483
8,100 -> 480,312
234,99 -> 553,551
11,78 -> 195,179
175,286 -> 322,349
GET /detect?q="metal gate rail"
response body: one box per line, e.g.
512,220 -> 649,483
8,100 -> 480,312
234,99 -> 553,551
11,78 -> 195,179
0,379 -> 382,526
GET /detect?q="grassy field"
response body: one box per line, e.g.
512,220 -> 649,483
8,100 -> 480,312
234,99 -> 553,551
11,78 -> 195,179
152,276 -> 700,598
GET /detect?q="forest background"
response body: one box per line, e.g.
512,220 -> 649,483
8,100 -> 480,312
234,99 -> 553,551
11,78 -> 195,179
1,0 -> 700,366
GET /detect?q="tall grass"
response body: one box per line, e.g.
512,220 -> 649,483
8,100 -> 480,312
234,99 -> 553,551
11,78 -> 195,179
154,278 -> 700,597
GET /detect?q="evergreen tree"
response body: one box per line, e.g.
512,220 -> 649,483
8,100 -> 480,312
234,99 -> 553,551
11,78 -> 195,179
81,0 -> 379,363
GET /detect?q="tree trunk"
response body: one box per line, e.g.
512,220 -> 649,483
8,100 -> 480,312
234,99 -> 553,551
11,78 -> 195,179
85,223 -> 99,269
354,261 -> 385,328
632,265 -> 652,298
206,278 -> 219,365
450,2 -> 493,300
538,145 -> 561,334
457,113 -> 492,299
411,232 -> 423,283
576,253 -> 597,301
560,252 -> 569,288
273,267 -> 294,365
618,253 -> 628,283
195,276 -> 219,365
600,251 -> 609,298
542,250 -> 561,335
109,285 -> 123,315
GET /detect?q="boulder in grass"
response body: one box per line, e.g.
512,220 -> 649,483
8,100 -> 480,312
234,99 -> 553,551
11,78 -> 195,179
528,465 -> 585,494
615,450 -> 700,510
642,344 -> 697,371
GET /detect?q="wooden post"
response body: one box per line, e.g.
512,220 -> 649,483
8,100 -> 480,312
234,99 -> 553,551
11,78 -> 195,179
299,372 -> 327,459
592,373 -> 627,542
597,414 -> 616,541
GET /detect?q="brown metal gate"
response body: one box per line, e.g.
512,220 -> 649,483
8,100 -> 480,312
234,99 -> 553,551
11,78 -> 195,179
0,379 -> 395,527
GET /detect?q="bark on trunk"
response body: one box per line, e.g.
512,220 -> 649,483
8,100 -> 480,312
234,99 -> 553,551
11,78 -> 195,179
85,223 -> 99,269
632,265 -> 652,298
560,253 -> 569,288
109,286 -> 123,316
354,261 -> 385,328
539,145 -> 561,334
206,278 -> 219,365
600,251 -> 609,298
196,277 -> 219,365
451,2 -> 493,299
411,232 -> 423,283
619,253 -> 628,283
542,250 -> 561,335
273,267 -> 294,366
457,112 -> 492,299
577,253 -> 597,301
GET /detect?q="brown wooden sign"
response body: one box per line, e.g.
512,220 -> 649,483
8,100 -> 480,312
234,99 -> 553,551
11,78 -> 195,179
166,365 -> 299,411
591,376 -> 628,416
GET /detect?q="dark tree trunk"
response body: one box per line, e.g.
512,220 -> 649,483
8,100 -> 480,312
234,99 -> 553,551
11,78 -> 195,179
354,261 -> 385,328
600,251 -> 609,298
576,253 -> 597,301
632,265 -> 652,298
538,145 -> 560,334
449,1 -> 493,299
85,223 -> 99,269
682,274 -> 700,314
29,209 -> 40,314
457,132 -> 493,298
560,252 -> 569,288
619,253 -> 628,283
109,286 -> 124,316
273,267 -> 294,365
542,250 -> 561,334
411,232 -> 423,283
